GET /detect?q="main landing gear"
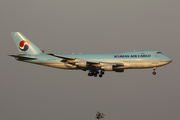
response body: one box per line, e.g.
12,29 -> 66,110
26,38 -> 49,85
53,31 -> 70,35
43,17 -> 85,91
152,67 -> 157,75
88,70 -> 104,77
99,70 -> 104,78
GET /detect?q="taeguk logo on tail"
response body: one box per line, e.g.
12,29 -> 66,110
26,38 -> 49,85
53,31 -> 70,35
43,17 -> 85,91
19,40 -> 30,51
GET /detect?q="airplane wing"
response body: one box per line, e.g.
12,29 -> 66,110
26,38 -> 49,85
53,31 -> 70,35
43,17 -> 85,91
47,53 -> 75,60
46,53 -> 100,64
46,53 -> 124,69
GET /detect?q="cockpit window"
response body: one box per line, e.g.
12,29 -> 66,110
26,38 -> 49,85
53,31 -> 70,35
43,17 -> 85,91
157,52 -> 162,54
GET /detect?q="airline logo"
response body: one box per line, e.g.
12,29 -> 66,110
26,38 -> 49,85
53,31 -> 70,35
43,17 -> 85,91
19,40 -> 30,51
114,54 -> 151,58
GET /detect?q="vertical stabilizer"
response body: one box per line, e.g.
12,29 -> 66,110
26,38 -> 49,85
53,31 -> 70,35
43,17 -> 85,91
11,32 -> 42,54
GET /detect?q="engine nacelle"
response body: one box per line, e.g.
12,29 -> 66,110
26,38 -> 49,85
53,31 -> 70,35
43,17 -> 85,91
115,69 -> 124,72
101,65 -> 113,71
75,61 -> 87,68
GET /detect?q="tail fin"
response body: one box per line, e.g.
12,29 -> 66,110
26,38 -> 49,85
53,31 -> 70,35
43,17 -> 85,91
11,32 -> 42,54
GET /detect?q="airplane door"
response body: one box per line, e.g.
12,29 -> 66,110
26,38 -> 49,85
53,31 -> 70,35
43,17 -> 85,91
152,52 -> 155,57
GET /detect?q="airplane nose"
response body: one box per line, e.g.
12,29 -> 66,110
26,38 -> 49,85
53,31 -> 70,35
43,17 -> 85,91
169,59 -> 172,63
168,60 -> 172,64
166,56 -> 172,63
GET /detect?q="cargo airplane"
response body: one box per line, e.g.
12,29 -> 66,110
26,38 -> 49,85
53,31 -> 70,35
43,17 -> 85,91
9,32 -> 172,77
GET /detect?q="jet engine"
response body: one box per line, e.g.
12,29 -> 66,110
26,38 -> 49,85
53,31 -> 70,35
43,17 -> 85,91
75,61 -> 87,68
101,65 -> 113,71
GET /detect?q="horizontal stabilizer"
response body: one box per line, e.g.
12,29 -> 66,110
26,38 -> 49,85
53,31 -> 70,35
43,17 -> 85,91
8,55 -> 37,60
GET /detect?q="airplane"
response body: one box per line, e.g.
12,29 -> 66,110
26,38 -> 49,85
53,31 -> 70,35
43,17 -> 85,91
9,32 -> 172,77
95,111 -> 105,120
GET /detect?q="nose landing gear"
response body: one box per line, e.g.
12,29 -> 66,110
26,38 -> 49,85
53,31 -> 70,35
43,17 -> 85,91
152,67 -> 157,75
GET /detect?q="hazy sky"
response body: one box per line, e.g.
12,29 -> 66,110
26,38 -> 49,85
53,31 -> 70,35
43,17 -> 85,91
0,0 -> 180,120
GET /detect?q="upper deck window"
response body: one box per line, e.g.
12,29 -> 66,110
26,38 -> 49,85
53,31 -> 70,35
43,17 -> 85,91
157,52 -> 162,54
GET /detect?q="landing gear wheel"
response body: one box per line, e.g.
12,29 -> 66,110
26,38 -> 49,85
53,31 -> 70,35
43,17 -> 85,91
152,72 -> 156,75
152,67 -> 157,75
88,73 -> 93,76
88,70 -> 105,77
99,74 -> 102,78
100,70 -> 104,75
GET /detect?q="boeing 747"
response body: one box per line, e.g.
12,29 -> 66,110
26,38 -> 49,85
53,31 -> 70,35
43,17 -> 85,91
9,32 -> 172,77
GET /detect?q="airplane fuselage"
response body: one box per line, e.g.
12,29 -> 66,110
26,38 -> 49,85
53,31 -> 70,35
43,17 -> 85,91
16,50 -> 171,70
